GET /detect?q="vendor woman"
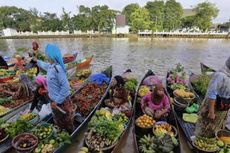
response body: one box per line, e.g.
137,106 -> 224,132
33,44 -> 74,133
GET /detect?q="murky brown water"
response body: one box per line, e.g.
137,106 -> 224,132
1,38 -> 230,153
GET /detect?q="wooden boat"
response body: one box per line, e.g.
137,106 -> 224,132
80,71 -> 137,153
134,70 -> 181,153
0,66 -> 110,153
200,62 -> 215,74
166,69 -> 199,151
52,66 -> 112,153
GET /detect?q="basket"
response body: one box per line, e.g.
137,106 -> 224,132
192,141 -> 219,153
173,97 -> 189,111
0,128 -> 9,144
12,133 -> 38,153
215,129 -> 230,146
153,121 -> 178,137
173,91 -> 195,103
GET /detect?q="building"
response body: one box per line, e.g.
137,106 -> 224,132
2,28 -> 17,36
183,9 -> 195,17
112,15 -> 129,34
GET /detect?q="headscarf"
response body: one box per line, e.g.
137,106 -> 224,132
45,44 -> 66,71
152,83 -> 165,104
35,75 -> 47,90
32,41 -> 39,51
114,75 -> 125,87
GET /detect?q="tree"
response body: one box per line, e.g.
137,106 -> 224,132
40,12 -> 63,31
145,0 -> 164,31
181,16 -> 195,28
122,3 -> 140,25
164,0 -> 183,31
61,8 -> 73,32
193,2 -> 219,31
129,7 -> 152,33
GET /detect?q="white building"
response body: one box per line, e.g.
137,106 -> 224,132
112,15 -> 129,34
2,28 -> 17,36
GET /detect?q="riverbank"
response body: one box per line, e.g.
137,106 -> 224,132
1,32 -> 230,39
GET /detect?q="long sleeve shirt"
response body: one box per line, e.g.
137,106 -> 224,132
206,71 -> 230,100
141,93 -> 170,112
37,60 -> 70,104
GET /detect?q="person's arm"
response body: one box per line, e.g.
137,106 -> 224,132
54,66 -> 70,104
37,60 -> 49,72
141,93 -> 150,111
206,73 -> 223,119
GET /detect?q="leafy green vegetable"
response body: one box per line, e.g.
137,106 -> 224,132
192,74 -> 211,98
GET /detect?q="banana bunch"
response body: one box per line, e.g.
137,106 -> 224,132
95,108 -> 112,120
138,86 -> 150,97
139,134 -> 156,153
0,106 -> 9,116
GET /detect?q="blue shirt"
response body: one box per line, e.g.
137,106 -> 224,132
37,60 -> 70,104
207,71 -> 230,100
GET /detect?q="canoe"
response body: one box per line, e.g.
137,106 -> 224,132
65,56 -> 93,71
81,70 -> 137,153
50,66 -> 112,153
166,69 -> 199,151
0,66 -> 99,153
134,70 -> 181,153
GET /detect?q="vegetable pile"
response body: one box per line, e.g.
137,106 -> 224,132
136,114 -> 155,128
153,122 -> 176,137
173,89 -> 194,99
73,83 -> 107,116
19,113 -> 36,121
192,74 -> 211,98
167,63 -> 187,90
86,108 -> 128,151
0,105 -> 10,116
0,69 -> 15,78
32,124 -> 53,140
193,136 -> 219,152
139,134 -> 178,153
125,78 -> 138,91
138,86 -> 150,97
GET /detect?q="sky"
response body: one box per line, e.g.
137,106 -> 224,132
0,0 -> 229,23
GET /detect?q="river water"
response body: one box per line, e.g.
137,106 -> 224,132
1,38 -> 230,153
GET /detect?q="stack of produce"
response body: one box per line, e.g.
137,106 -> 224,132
76,69 -> 92,79
193,136 -> 219,152
192,74 -> 211,98
153,122 -> 176,137
138,86 -> 150,97
139,134 -> 178,153
173,89 -> 194,99
19,113 -> 37,121
125,78 -> 138,91
86,108 -> 128,151
0,105 -> 10,116
135,114 -> 155,128
73,83 -> 107,116
167,63 -> 187,90
32,123 -> 53,140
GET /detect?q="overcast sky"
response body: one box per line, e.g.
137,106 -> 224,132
0,0 -> 229,23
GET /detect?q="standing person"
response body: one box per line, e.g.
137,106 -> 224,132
33,44 -> 74,133
195,57 -> 230,138
0,56 -> 8,69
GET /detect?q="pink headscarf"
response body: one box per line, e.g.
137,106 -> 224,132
35,76 -> 47,90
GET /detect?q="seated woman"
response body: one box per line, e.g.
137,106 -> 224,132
106,75 -> 130,113
29,76 -> 50,112
141,83 -> 170,119
14,55 -> 26,71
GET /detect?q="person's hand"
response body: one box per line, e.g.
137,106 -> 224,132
208,111 -> 216,120
51,102 -> 57,109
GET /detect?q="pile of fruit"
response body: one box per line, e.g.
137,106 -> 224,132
193,136 -> 219,152
0,69 -> 15,78
0,106 -> 10,116
34,130 -> 71,153
136,114 -> 155,128
15,134 -> 37,149
174,89 -> 194,99
138,86 -> 150,97
19,113 -> 36,121
76,69 -> 92,79
73,83 -> 107,116
32,124 -> 53,140
153,122 -> 175,137
139,134 -> 178,153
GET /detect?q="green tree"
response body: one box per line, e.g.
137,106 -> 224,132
193,2 -> 219,31
164,0 -> 183,31
129,7 -> 152,33
181,16 -> 195,28
40,12 -> 63,31
122,3 -> 140,25
61,8 -> 72,32
145,0 -> 164,31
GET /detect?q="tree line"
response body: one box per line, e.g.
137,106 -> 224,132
0,0 -> 224,33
